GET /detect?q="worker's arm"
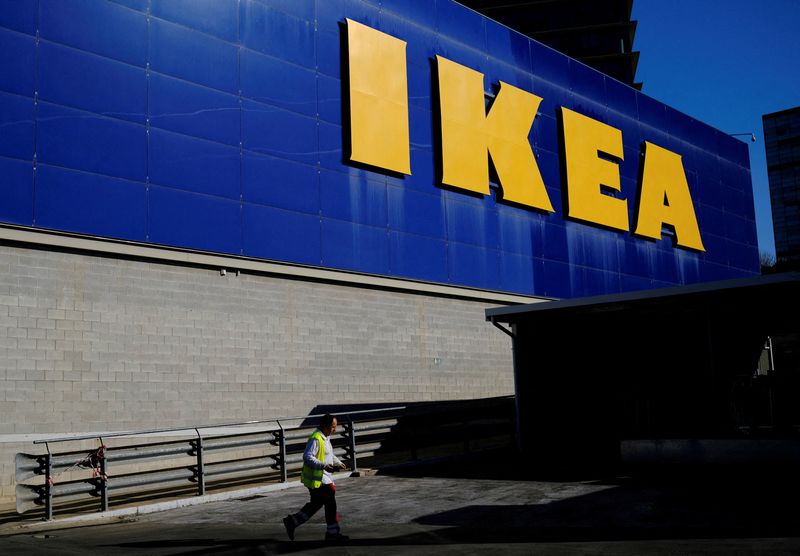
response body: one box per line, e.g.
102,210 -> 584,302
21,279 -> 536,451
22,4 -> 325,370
303,438 -> 325,470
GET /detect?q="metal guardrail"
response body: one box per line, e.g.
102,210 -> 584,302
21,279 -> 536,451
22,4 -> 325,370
15,407 -> 407,520
15,398 -> 516,520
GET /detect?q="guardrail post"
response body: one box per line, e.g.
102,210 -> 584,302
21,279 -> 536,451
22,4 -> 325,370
346,416 -> 358,473
44,443 -> 53,521
194,429 -> 205,496
277,421 -> 287,483
99,437 -> 108,512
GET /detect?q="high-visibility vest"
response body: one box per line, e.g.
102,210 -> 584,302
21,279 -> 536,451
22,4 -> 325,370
300,430 -> 326,489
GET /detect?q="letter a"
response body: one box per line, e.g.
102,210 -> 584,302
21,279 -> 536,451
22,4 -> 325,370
634,141 -> 705,251
436,56 -> 553,211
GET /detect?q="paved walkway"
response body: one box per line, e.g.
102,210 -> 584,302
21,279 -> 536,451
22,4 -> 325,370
2,460 -> 800,554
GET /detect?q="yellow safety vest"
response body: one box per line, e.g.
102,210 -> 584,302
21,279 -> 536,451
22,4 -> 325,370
300,430 -> 326,489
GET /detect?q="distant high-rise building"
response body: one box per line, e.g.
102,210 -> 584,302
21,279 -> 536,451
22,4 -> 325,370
459,0 -> 641,88
763,107 -> 800,269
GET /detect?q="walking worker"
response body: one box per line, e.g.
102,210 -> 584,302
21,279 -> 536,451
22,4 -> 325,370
283,414 -> 348,542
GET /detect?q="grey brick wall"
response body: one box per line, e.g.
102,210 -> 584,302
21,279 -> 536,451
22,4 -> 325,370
0,243 -> 514,504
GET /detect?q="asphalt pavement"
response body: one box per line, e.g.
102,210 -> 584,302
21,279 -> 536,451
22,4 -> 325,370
2,457 -> 800,555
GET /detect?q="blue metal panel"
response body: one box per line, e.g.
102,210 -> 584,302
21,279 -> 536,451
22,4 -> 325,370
39,41 -> 147,125
571,226 -> 621,271
541,223 -> 569,263
436,37 -> 489,77
317,121 -> 345,171
486,22 -> 532,75
242,100 -> 318,166
151,0 -> 239,42
149,73 -> 240,146
380,0 -> 436,32
409,106 -> 434,151
240,0 -> 316,69
320,169 -> 387,228
636,91 -> 668,135
242,203 -> 321,265
534,114 -> 559,155
650,247 -> 680,284
726,239 -> 754,270
149,129 -> 241,200
109,0 -> 148,11
0,0 -> 762,298
0,0 -> 36,34
315,29 -> 342,79
35,165 -> 146,240
378,11 -> 437,76
315,0 -> 345,35
240,49 -> 318,118
150,18 -> 239,94
0,157 -> 33,225
447,242 -> 501,291
0,92 -> 34,160
388,186 -> 444,238
149,185 -> 241,254
605,76 -> 637,116
530,40 -> 569,87
584,268 -> 621,296
243,152 -> 319,215
571,95 -> 607,126
405,148 -> 436,193
267,0 -> 316,23
321,219 -> 390,275
436,0 -> 486,50
389,231 -> 448,284
343,0 -> 381,27
37,102 -> 146,182
446,197 -> 499,248
497,210 -> 539,257
0,28 -> 35,96
500,252 -> 535,295
569,60 -> 605,104
317,74 -> 342,125
39,0 -> 148,66
406,54 -> 434,112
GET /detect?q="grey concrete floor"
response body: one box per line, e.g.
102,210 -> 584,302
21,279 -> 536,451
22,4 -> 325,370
2,461 -> 800,555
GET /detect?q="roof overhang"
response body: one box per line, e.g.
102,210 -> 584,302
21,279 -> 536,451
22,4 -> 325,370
486,273 -> 800,330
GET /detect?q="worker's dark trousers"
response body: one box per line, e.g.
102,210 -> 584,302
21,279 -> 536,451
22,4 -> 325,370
294,483 -> 340,531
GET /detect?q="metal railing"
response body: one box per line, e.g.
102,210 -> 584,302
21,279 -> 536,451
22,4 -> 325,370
15,398 -> 516,520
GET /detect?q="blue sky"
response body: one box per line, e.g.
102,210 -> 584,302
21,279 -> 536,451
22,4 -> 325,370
632,0 -> 800,257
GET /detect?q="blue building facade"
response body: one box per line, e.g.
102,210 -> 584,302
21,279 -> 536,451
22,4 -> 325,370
0,0 -> 759,298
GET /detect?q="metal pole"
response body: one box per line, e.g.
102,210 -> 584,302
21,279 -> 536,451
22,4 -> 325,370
766,337 -> 775,427
277,421 -> 287,483
195,429 -> 205,496
98,437 -> 109,512
44,443 -> 52,521
347,416 -> 358,473
768,336 -> 775,371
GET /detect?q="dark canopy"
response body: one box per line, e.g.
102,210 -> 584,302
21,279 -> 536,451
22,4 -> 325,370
486,273 -> 800,467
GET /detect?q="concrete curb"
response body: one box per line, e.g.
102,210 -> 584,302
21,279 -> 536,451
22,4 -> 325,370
0,472 -> 353,535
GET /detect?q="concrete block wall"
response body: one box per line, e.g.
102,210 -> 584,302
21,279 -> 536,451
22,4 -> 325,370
0,242 -> 514,505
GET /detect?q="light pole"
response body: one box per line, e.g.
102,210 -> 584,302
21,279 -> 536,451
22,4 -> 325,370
729,132 -> 756,143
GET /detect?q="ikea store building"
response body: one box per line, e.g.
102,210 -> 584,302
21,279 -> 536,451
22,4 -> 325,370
0,0 -> 759,501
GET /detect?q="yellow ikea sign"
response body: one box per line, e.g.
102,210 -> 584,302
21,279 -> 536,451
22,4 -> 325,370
346,20 -> 705,252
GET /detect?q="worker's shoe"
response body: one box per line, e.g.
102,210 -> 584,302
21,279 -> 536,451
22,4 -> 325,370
282,515 -> 296,541
324,532 -> 350,543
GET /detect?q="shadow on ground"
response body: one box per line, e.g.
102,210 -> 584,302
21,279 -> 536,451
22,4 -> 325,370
103,457 -> 800,553
375,449 -> 800,545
